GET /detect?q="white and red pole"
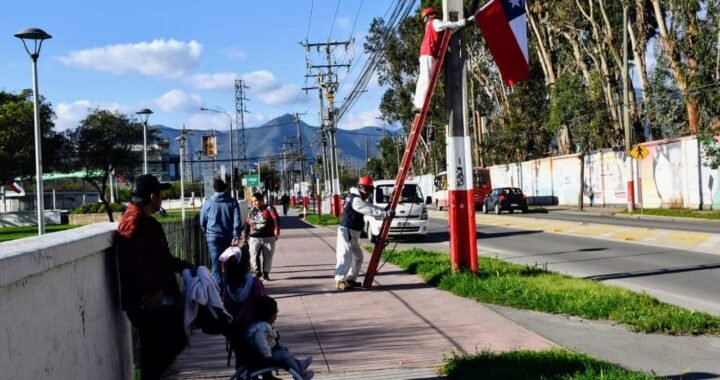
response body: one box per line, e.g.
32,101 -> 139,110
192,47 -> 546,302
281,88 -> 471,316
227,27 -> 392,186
445,0 -> 477,272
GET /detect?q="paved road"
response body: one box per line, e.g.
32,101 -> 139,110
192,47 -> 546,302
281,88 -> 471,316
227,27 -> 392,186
383,217 -> 720,315
508,209 -> 720,234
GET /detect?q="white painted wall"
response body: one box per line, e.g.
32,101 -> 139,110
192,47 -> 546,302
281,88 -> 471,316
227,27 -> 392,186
0,223 -> 133,379
487,136 -> 720,209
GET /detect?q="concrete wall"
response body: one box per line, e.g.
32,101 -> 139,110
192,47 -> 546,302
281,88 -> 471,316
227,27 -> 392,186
68,212 -> 123,225
0,223 -> 133,379
0,210 -> 63,227
487,136 -> 720,209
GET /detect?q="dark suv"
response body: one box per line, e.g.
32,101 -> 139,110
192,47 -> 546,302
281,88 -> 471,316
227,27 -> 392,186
482,187 -> 528,214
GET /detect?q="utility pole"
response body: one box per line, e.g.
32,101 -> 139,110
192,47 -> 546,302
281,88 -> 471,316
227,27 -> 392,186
293,113 -> 308,216
302,39 -> 351,216
445,0 -> 477,273
235,80 -> 249,177
623,6 -> 635,213
303,84 -> 331,199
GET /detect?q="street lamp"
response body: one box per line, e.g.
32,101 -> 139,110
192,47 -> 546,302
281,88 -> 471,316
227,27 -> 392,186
200,107 -> 234,197
15,27 -> 52,236
136,108 -> 153,174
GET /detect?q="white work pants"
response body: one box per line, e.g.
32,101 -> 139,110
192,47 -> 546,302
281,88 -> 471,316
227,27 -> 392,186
413,55 -> 436,110
334,226 -> 364,282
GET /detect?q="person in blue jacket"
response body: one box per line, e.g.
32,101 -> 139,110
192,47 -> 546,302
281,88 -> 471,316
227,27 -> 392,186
200,178 -> 242,289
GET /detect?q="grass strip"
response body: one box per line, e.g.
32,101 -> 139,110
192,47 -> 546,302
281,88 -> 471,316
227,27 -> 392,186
619,208 -> 720,220
383,248 -> 720,335
441,348 -> 655,380
305,214 -> 340,225
0,224 -> 82,243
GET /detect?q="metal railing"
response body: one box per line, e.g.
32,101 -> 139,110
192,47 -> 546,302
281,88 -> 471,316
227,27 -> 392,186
162,215 -> 210,267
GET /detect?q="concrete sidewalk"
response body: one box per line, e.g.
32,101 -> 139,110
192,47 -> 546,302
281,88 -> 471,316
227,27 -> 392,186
169,212 -> 555,379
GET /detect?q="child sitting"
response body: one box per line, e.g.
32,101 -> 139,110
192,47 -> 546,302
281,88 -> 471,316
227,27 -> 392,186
222,247 -> 267,328
246,296 -> 314,379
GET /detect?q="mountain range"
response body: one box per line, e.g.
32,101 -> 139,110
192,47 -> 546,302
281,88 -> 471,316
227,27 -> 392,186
154,113 -> 394,170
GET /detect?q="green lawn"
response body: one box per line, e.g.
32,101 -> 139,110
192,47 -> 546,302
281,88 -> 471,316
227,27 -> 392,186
620,208 -> 720,220
441,349 -> 655,379
305,213 -> 341,225
0,224 -> 82,243
381,248 -> 720,335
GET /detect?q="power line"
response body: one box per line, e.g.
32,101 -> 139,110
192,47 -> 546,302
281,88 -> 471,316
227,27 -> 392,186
328,0 -> 342,40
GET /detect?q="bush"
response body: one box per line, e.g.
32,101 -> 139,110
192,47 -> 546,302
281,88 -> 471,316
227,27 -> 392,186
71,202 -> 127,214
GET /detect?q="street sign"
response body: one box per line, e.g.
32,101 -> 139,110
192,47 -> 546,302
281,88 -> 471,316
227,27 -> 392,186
244,174 -> 259,186
629,144 -> 649,160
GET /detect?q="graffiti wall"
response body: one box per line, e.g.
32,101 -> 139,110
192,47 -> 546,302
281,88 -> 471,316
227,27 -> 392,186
487,136 -> 720,209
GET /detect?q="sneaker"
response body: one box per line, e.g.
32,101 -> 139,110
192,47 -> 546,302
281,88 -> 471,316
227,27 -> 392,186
300,356 -> 313,370
345,279 -> 362,288
335,281 -> 347,290
303,369 -> 315,380
263,273 -> 271,281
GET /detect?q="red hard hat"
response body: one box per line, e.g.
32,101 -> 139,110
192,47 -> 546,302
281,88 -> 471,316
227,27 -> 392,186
421,7 -> 438,19
358,175 -> 374,188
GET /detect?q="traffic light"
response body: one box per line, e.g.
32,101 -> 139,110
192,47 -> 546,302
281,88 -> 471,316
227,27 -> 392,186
316,155 -> 323,164
232,167 -> 239,182
427,126 -> 436,142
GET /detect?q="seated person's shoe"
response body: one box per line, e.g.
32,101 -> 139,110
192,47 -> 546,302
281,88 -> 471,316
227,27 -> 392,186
300,356 -> 313,370
303,369 -> 315,380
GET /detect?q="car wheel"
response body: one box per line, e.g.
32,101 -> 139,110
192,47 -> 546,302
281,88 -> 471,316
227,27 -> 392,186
436,200 -> 443,211
522,207 -> 528,213
494,204 -> 501,215
509,209 -> 514,214
482,203 -> 488,214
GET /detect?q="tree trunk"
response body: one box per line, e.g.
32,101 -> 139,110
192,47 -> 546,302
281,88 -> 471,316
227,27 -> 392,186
89,177 -> 113,222
561,31 -> 591,83
527,3 -> 556,83
578,152 -> 585,210
651,0 -> 700,134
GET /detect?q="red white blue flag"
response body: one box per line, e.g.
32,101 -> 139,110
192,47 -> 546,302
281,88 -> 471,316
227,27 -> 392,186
475,0 -> 529,85
6,181 -> 24,194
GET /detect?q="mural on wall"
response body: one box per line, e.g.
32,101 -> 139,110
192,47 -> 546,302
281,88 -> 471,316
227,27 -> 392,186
486,135 -> 719,209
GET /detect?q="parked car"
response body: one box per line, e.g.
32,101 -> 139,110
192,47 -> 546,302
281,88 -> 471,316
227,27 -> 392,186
365,180 -> 429,242
482,187 -> 528,214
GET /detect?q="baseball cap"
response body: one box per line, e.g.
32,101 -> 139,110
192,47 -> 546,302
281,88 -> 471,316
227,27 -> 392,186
132,174 -> 172,197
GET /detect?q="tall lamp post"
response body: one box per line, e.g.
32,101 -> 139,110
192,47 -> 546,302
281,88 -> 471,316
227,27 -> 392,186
136,108 -> 153,174
254,162 -> 261,195
15,27 -> 52,236
201,107 -> 234,197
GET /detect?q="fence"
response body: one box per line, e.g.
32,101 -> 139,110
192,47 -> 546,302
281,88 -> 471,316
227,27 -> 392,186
163,215 -> 210,267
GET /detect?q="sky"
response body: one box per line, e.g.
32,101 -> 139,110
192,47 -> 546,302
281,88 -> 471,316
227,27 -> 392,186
0,1 -> 409,133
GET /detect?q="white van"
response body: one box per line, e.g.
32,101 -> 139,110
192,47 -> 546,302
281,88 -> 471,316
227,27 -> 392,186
364,180 -> 429,242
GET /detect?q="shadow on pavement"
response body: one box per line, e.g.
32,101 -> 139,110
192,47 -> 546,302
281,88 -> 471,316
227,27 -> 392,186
584,262 -> 720,281
666,373 -> 719,380
279,216 -> 316,229
478,230 -> 543,239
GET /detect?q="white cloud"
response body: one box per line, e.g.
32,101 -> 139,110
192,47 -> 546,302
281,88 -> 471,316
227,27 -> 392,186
335,17 -> 352,31
222,47 -> 247,60
257,84 -> 303,106
153,89 -> 203,112
337,108 -> 380,130
185,72 -> 239,90
239,70 -> 279,92
55,100 -> 125,131
58,39 -> 202,78
185,113 -> 229,131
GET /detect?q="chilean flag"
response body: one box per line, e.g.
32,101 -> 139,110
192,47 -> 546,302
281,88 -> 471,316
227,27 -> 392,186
6,181 -> 24,194
475,0 -> 529,85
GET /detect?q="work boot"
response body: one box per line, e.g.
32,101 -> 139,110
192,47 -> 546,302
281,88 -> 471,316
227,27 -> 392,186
335,280 -> 347,290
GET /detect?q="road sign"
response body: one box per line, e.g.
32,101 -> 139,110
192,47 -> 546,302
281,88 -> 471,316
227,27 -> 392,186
244,174 -> 259,186
629,144 -> 649,160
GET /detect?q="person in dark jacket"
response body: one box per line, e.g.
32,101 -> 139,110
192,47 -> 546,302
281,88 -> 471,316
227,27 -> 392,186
200,178 -> 242,289
281,192 -> 290,216
334,176 -> 393,290
116,174 -> 194,380
242,192 -> 280,280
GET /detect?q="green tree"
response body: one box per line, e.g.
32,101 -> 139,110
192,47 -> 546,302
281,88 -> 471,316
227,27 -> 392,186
0,90 -> 70,184
66,109 -> 145,222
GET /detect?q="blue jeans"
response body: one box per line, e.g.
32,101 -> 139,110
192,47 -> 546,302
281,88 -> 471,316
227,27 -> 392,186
207,236 -> 233,290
